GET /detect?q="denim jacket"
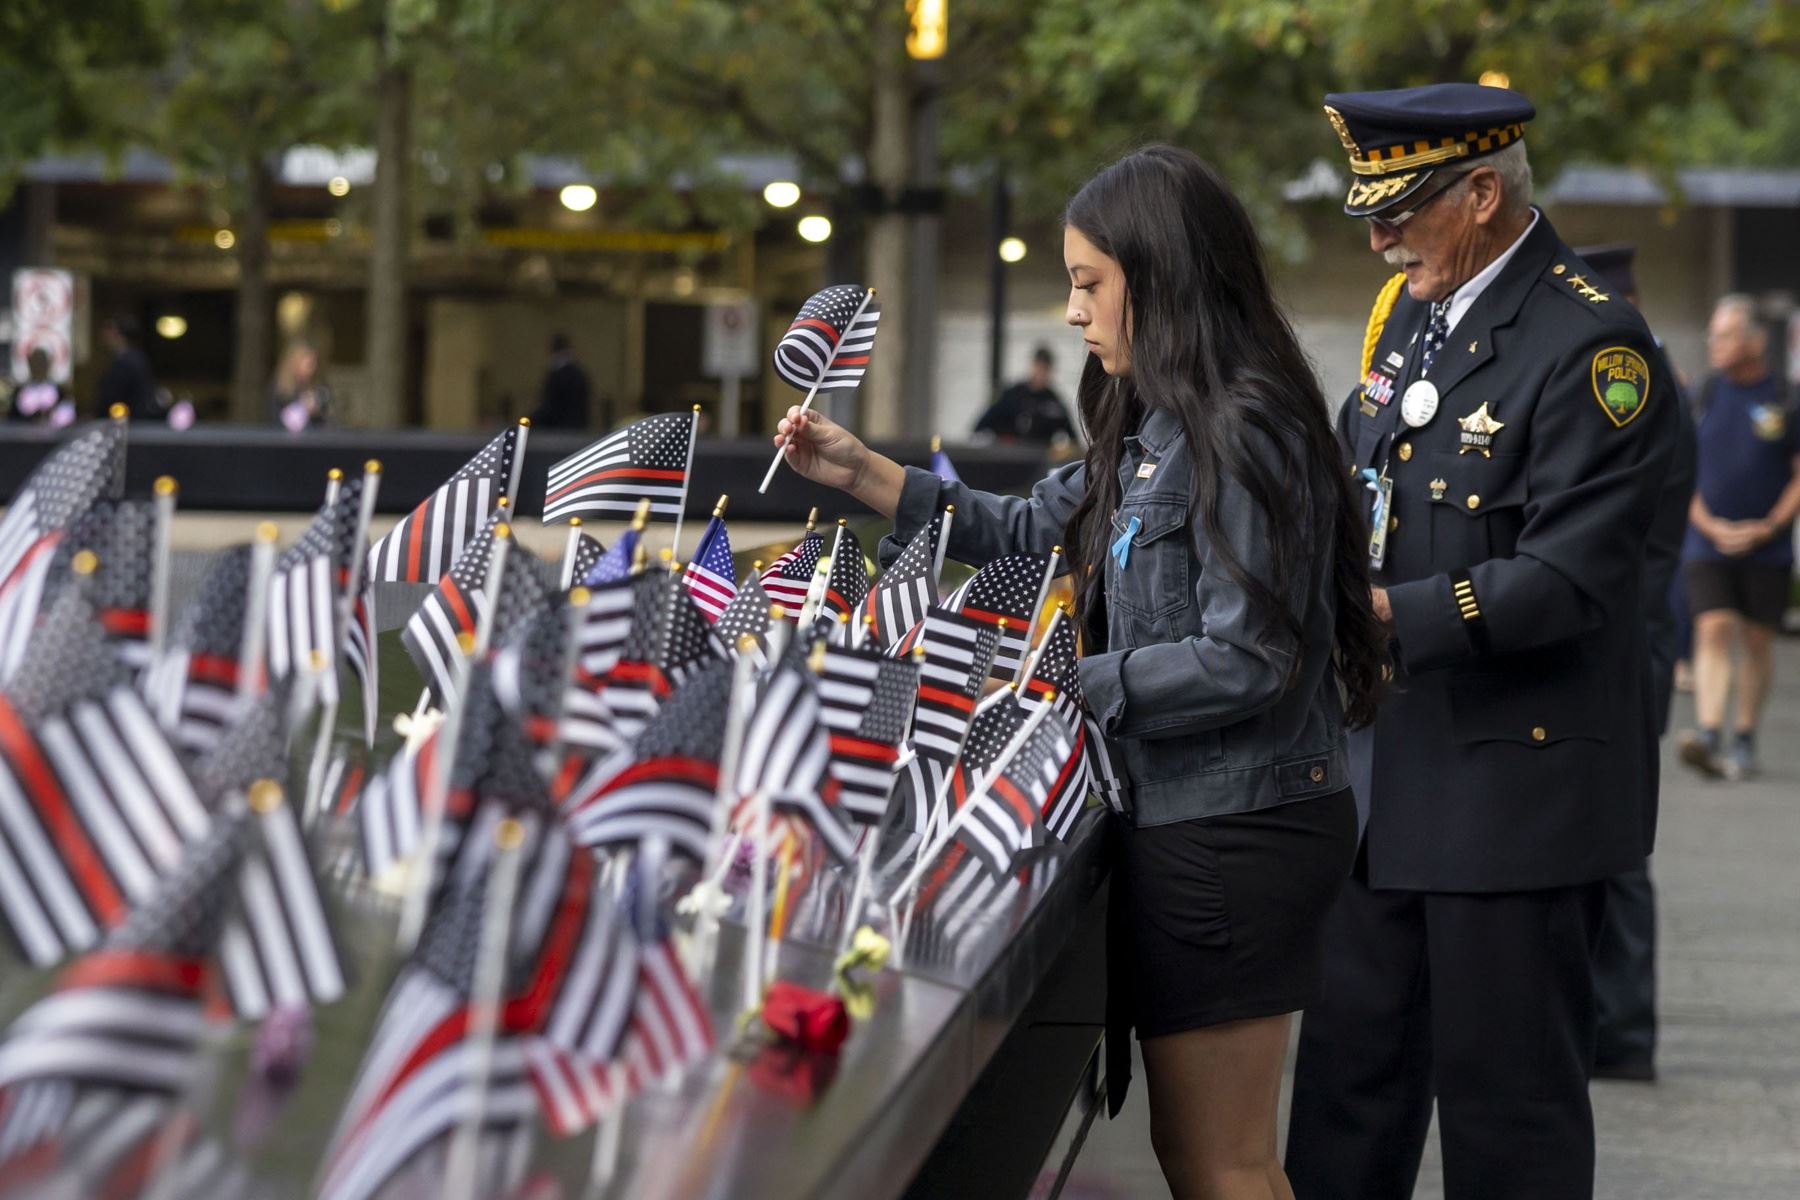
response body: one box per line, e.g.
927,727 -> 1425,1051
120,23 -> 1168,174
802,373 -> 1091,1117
883,406 -> 1348,827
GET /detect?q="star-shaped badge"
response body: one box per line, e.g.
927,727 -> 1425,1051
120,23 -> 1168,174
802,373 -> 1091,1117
1457,402 -> 1505,457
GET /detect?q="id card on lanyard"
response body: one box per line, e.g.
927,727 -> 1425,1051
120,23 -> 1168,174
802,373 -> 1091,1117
1361,433 -> 1395,570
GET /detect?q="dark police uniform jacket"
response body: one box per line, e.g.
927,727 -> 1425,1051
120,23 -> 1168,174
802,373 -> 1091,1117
1340,213 -> 1676,892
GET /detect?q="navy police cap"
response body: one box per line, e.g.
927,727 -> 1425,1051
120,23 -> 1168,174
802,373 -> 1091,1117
1322,82 -> 1535,218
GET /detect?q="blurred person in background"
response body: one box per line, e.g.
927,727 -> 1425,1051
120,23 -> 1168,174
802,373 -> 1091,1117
96,315 -> 161,421
974,344 -> 1076,444
1678,295 -> 1800,781
270,340 -> 333,431
529,332 -> 593,430
8,347 -> 76,427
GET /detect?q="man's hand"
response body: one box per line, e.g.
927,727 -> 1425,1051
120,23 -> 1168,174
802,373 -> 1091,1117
1371,585 -> 1394,631
1711,519 -> 1770,557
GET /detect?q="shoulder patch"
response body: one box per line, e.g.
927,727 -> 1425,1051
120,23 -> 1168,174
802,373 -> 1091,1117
1591,346 -> 1650,427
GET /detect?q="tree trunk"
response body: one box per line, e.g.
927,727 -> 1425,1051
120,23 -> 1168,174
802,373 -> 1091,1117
365,50 -> 412,428
230,157 -> 274,425
860,20 -> 910,440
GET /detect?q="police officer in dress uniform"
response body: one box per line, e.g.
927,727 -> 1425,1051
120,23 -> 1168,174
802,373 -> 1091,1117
1576,243 -> 1696,1082
1285,84 -> 1677,1200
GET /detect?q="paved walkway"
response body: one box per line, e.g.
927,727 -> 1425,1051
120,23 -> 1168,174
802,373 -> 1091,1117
1068,640 -> 1800,1199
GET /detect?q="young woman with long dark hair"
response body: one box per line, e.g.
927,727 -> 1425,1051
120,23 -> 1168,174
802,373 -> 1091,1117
774,145 -> 1387,1199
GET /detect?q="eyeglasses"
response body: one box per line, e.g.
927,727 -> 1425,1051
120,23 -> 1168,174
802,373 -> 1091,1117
1365,170 -> 1470,238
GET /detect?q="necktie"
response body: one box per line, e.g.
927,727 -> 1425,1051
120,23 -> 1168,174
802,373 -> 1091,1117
1420,301 -> 1450,377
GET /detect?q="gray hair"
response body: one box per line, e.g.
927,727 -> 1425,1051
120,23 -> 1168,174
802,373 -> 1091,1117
1714,293 -> 1766,341
1483,141 -> 1534,218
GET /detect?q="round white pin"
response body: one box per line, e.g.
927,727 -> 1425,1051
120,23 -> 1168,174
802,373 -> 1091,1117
1401,380 -> 1439,428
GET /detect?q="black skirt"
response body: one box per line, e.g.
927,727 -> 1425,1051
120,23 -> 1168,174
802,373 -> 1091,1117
1113,789 -> 1358,1040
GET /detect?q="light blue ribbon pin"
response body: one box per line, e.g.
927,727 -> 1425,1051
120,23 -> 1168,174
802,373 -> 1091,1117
1111,515 -> 1141,570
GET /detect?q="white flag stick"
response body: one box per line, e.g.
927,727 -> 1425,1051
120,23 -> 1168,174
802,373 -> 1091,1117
758,290 -> 877,494
506,417 -> 531,511
672,405 -> 702,553
445,816 -> 528,1200
238,523 -> 279,706
559,518 -> 586,590
742,787 -> 770,1014
932,504 -> 956,593
1018,604 -> 1069,701
345,461 -> 383,747
473,529 -> 512,658
303,651 -> 337,825
147,476 -> 177,665
397,630 -> 476,952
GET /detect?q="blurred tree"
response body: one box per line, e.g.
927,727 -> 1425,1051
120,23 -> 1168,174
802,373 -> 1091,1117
0,0 -> 163,195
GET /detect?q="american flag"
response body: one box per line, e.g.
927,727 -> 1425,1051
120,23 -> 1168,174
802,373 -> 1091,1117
680,511 -> 737,622
368,424 -> 519,584
759,530 -> 824,614
356,729 -> 441,881
865,514 -> 941,652
946,691 -> 1028,811
558,575 -> 639,755
530,858 -> 713,1136
565,657 -> 731,866
0,423 -> 126,683
403,511 -> 553,706
583,525 -> 640,586
492,599 -> 573,749
143,545 -> 252,754
943,553 -> 1048,683
772,285 -> 881,394
737,647 -> 854,862
1023,609 -> 1125,820
1,500 -> 158,682
543,412 -> 694,526
0,802 -> 237,1163
882,749 -> 944,849
451,665 -> 555,816
0,590 -> 210,968
320,840 -> 542,1200
909,607 -> 1000,768
817,645 -> 917,825
821,526 -> 871,637
214,773 -> 349,1022
267,479 -> 362,705
563,530 -> 606,590
954,711 -> 1072,876
713,570 -> 773,654
599,571 -> 720,743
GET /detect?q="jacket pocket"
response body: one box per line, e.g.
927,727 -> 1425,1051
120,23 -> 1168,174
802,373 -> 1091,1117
1426,449 -> 1529,562
1448,652 -> 1607,747
1108,499 -> 1191,623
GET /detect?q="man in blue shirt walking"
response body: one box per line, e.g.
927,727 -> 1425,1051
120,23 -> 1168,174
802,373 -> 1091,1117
1679,294 -> 1800,779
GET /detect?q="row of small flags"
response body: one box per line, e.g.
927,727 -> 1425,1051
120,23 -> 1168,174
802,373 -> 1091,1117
0,303 -> 1113,1197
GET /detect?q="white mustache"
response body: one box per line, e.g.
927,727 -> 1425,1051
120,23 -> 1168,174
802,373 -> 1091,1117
1384,248 -> 1421,267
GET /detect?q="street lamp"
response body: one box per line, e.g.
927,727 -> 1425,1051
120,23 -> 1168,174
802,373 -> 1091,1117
797,215 -> 833,243
560,184 -> 598,212
763,180 -> 801,208
907,0 -> 946,60
998,236 -> 1026,263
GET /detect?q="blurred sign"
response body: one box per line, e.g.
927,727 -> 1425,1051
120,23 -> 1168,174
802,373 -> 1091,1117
11,269 -> 75,384
703,300 -> 759,379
